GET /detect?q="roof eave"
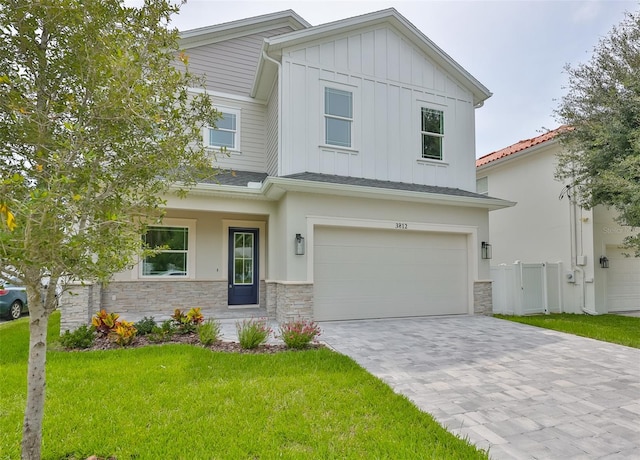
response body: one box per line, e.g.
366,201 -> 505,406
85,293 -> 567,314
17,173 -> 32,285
250,41 -> 278,99
179,10 -> 310,49
172,177 -> 514,210
477,136 -> 560,172
265,176 -> 515,210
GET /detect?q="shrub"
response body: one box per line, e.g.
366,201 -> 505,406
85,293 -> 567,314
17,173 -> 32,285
187,307 -> 204,325
110,320 -> 137,346
148,320 -> 175,343
91,310 -> 138,346
236,318 -> 271,349
197,319 -> 222,346
91,309 -> 120,337
278,319 -> 322,349
134,316 -> 157,336
59,325 -> 95,349
171,308 -> 204,334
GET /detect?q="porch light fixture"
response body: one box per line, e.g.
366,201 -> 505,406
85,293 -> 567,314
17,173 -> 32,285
599,256 -> 609,269
481,242 -> 492,260
295,233 -> 305,255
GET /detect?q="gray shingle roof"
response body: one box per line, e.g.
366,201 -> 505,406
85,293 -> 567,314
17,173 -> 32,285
198,170 -> 496,201
201,170 -> 269,186
282,172 -> 492,200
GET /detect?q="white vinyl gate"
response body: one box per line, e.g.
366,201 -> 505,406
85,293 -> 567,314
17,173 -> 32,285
491,262 -> 564,315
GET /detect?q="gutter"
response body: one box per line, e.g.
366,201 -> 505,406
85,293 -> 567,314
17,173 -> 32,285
173,176 -> 515,210
262,176 -> 516,210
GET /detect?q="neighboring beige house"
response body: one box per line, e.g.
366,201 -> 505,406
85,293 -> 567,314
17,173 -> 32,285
477,127 -> 640,315
61,9 -> 512,331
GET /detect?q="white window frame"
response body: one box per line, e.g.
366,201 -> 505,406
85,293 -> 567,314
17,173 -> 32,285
320,81 -> 359,152
476,176 -> 489,195
205,106 -> 241,153
139,218 -> 196,279
419,106 -> 445,161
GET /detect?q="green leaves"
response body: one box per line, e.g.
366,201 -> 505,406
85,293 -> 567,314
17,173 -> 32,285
0,0 -> 219,283
556,10 -> 640,254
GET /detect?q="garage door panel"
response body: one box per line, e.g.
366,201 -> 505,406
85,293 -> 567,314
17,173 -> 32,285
314,227 -> 469,321
606,246 -> 640,311
316,258 -> 465,283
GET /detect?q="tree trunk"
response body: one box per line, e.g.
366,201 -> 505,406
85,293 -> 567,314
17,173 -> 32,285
21,288 -> 49,460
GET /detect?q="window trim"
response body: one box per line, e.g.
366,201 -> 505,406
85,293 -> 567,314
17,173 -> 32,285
324,87 -> 353,148
419,106 -> 445,161
476,176 -> 489,195
320,81 -> 359,152
413,102 -> 449,162
205,106 -> 241,153
139,218 -> 196,280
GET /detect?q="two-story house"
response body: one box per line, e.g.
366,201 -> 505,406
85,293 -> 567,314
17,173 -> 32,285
61,9 -> 512,331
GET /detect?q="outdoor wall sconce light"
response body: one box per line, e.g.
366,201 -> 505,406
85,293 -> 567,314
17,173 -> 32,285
295,233 -> 305,255
481,242 -> 492,260
599,256 -> 609,268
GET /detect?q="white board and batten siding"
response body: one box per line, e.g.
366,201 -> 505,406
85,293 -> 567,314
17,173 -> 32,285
280,25 -> 477,191
313,226 -> 469,321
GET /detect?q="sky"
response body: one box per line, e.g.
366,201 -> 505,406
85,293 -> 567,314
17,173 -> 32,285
145,0 -> 637,157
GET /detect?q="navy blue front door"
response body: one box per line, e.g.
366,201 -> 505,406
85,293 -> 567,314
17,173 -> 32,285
228,228 -> 259,305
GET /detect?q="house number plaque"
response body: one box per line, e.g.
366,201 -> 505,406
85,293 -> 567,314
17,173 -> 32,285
395,223 -> 408,230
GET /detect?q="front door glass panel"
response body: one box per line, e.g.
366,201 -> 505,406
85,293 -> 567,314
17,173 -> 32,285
233,232 -> 254,285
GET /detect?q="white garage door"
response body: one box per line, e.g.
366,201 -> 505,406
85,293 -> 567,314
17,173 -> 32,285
313,226 -> 469,321
606,246 -> 640,312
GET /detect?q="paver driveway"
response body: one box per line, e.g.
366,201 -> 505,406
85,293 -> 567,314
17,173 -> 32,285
319,315 -> 640,460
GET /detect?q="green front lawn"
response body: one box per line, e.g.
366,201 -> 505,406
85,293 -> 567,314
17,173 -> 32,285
0,313 -> 487,459
495,313 -> 640,348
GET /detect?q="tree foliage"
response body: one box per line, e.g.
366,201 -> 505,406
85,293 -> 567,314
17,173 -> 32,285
0,0 -> 219,458
555,9 -> 640,254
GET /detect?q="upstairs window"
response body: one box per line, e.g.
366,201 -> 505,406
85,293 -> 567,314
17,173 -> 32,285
476,177 -> 489,195
208,109 -> 240,151
324,87 -> 353,148
421,108 -> 444,160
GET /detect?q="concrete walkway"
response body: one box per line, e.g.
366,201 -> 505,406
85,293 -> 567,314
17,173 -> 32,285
318,315 -> 640,460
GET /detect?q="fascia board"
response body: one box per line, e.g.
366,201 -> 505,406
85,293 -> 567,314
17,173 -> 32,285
264,177 -> 515,210
179,10 -> 310,49
172,177 -> 515,210
170,182 -> 274,201
265,8 -> 491,105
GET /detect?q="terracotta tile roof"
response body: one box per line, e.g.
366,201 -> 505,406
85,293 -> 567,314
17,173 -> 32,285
476,126 -> 569,167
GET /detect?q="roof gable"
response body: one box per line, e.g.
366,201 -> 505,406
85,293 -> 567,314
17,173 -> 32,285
179,10 -> 310,49
256,8 -> 491,106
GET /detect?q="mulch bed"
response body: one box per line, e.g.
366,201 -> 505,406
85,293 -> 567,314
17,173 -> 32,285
74,332 -> 324,354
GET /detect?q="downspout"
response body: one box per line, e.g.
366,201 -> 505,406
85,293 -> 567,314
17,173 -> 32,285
568,190 -> 597,315
262,50 -> 282,176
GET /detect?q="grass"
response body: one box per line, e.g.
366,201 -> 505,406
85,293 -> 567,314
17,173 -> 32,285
0,312 -> 487,460
495,313 -> 640,348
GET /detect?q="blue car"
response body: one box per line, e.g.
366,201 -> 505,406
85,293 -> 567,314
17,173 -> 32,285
0,283 -> 28,320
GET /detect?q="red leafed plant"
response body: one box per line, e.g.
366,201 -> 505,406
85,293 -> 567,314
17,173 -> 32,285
91,310 -> 120,337
278,319 -> 321,349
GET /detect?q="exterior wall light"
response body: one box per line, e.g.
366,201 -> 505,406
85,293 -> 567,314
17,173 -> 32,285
295,233 -> 305,255
599,256 -> 609,268
481,242 -> 492,260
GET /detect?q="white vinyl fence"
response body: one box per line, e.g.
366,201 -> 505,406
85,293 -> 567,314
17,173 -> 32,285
491,262 -> 564,315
